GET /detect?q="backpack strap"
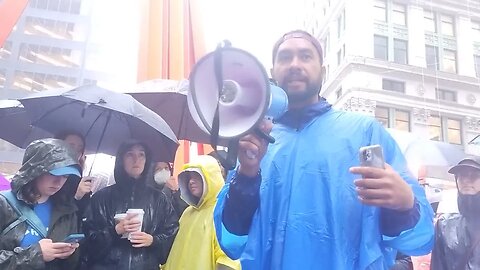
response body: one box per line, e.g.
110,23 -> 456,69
1,215 -> 26,236
0,191 -> 48,238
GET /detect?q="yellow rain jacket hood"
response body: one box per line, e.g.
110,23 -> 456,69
163,155 -> 240,270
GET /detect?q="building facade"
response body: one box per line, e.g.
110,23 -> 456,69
302,0 -> 480,152
0,0 -> 143,173
300,0 -> 480,190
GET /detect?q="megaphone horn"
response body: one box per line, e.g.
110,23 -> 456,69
188,42 -> 288,169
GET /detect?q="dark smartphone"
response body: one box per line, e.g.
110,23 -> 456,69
359,145 -> 385,169
63,233 -> 85,243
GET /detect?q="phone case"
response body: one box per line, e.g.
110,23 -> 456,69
359,145 -> 385,169
63,233 -> 85,243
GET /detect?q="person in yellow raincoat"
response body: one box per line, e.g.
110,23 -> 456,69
162,155 -> 240,270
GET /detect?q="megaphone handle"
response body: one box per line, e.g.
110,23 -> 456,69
254,127 -> 275,144
213,140 -> 239,171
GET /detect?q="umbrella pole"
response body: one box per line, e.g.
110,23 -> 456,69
88,111 -> 112,176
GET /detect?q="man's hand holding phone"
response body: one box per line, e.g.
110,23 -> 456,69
350,145 -> 414,211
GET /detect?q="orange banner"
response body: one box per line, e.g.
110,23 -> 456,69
0,0 -> 28,47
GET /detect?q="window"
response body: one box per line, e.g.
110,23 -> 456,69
428,115 -> 463,144
474,55 -> 480,77
0,41 -> 12,60
375,106 -> 410,131
447,119 -> 462,145
395,110 -> 410,131
428,116 -> 443,141
375,107 -> 389,127
425,46 -> 438,70
374,35 -> 388,60
393,39 -> 408,64
436,88 -> 457,102
424,11 -> 436,32
374,0 -> 387,22
0,69 -> 6,88
442,49 -> 457,73
392,3 -> 406,25
382,79 -> 405,93
48,0 -> 60,11
440,15 -> 455,36
472,21 -> 480,42
337,49 -> 342,65
338,10 -> 345,38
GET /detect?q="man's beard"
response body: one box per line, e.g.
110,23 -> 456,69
280,80 -> 322,103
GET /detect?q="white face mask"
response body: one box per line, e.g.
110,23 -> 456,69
154,169 -> 170,185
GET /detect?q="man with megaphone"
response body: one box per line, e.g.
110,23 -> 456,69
213,30 -> 434,270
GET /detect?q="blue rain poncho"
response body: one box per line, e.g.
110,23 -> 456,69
214,102 -> 434,270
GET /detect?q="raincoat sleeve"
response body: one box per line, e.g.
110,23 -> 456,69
429,218 -> 447,270
0,197 -> 45,270
214,229 -> 241,270
214,172 -> 259,260
81,193 -> 121,263
369,121 -> 435,255
149,196 -> 179,265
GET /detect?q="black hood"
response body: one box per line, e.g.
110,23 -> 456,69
113,139 -> 154,190
11,138 -> 81,204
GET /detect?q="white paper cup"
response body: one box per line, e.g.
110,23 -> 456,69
126,209 -> 144,240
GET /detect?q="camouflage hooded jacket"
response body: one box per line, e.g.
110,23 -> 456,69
0,138 -> 81,270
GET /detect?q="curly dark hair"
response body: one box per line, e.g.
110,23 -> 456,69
20,173 -> 78,205
20,180 -> 42,204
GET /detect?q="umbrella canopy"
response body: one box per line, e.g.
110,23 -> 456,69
128,79 -> 214,144
17,85 -> 179,162
0,100 -> 51,148
403,139 -> 465,167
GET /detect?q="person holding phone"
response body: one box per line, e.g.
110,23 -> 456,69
213,30 -> 434,269
54,130 -> 93,218
430,157 -> 480,269
0,138 -> 83,270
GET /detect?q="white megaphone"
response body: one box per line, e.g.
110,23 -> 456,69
187,41 -> 288,169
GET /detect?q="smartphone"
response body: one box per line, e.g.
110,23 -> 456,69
63,233 -> 85,243
359,145 -> 385,169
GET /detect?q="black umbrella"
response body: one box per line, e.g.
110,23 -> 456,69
128,79 -> 214,144
0,100 -> 51,148
17,85 -> 179,162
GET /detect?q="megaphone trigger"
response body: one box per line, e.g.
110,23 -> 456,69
254,126 -> 275,144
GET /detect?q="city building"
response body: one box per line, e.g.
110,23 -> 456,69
301,0 -> 480,191
0,0 -> 144,173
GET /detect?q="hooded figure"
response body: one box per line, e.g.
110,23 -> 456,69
81,140 -> 178,270
151,161 -> 188,217
0,138 -> 82,270
163,155 -> 240,270
430,157 -> 480,270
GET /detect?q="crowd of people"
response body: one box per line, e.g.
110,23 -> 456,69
0,30 -> 478,270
